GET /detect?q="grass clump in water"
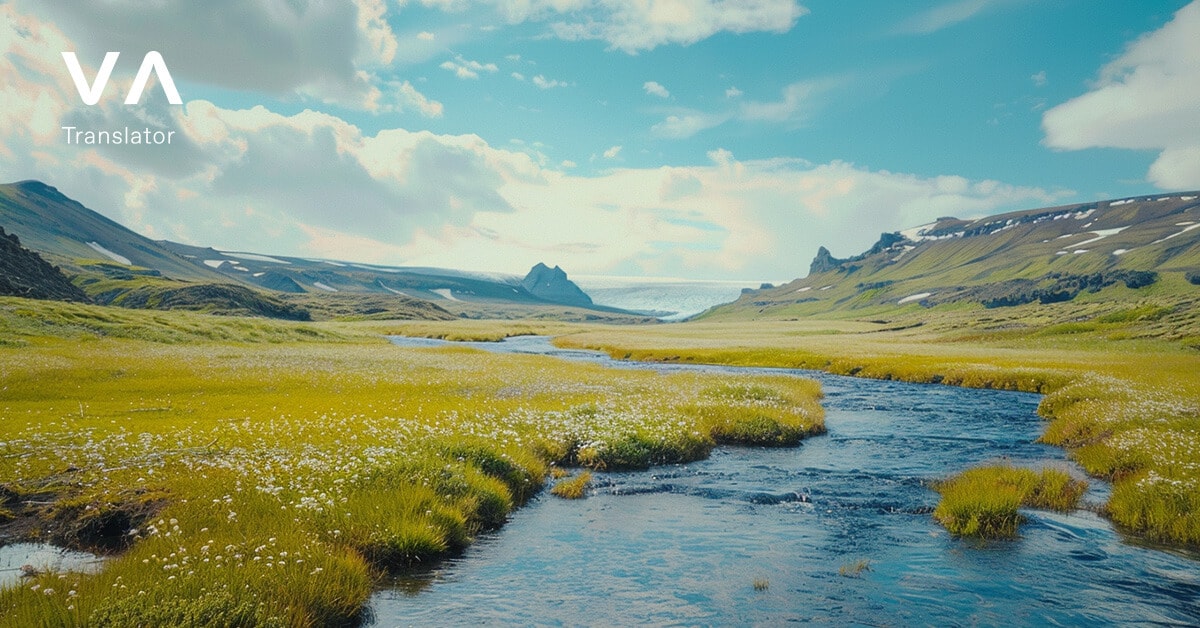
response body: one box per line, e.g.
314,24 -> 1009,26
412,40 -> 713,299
838,559 -> 872,578
933,466 -> 1087,538
550,472 -> 593,499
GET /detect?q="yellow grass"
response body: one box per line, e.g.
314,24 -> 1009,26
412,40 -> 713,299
0,306 -> 824,626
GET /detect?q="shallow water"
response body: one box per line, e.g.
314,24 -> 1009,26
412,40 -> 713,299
373,336 -> 1200,626
0,543 -> 105,589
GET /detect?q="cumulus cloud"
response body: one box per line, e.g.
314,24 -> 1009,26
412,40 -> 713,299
532,74 -> 568,89
1030,70 -> 1046,87
643,81 -> 670,98
1042,2 -> 1200,189
16,0 -> 398,109
725,86 -> 743,98
603,145 -> 622,158
440,54 -> 499,79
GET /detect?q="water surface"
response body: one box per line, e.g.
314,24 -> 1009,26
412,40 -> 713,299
372,336 -> 1200,626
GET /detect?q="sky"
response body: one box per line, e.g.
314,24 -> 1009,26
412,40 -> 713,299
1,0 -> 1198,281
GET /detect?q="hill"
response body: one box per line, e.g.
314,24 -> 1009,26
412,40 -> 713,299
702,193 -> 1200,339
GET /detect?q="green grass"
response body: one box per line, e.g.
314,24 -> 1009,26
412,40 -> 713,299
932,466 -> 1088,538
0,303 -> 824,626
550,472 -> 593,499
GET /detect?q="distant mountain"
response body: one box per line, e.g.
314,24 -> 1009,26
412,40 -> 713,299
703,192 -> 1200,321
0,226 -> 89,302
521,263 -> 593,308
0,179 -> 625,319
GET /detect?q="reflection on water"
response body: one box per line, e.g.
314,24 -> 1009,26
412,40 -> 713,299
373,336 -> 1200,626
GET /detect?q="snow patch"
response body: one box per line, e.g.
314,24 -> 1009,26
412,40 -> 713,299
432,288 -> 460,301
819,285 -> 833,291
1074,226 -> 1129,247
1151,222 -> 1200,244
203,259 -> 228,269
1113,249 -> 1130,256
221,252 -> 290,264
253,272 -> 266,277
1110,199 -> 1133,206
1073,250 -> 1089,254
897,292 -> 932,305
794,286 -> 812,293
312,282 -> 338,292
233,266 -> 249,272
1181,196 -> 1197,201
86,242 -> 131,265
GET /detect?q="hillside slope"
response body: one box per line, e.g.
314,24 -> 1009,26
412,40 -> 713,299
704,193 -> 1200,336
0,181 -> 229,282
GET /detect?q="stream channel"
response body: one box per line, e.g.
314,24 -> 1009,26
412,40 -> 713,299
370,335 -> 1200,626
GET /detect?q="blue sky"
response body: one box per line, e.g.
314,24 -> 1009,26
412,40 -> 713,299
2,1 -> 1198,280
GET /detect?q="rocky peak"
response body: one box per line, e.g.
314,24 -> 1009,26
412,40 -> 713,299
521,262 -> 593,307
809,246 -> 843,275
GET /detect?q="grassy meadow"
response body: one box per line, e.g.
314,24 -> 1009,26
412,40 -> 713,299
0,298 -> 823,626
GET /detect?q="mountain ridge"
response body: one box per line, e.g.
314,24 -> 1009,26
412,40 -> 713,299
701,192 -> 1200,330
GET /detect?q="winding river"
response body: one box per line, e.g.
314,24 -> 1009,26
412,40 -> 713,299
373,336 -> 1200,626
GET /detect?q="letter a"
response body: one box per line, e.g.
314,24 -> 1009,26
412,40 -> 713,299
62,52 -> 119,106
126,51 -> 182,105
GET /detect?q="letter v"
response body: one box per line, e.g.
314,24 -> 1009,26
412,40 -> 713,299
126,51 -> 182,105
62,51 -> 119,106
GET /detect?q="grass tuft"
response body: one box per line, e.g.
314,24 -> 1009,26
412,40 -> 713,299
933,466 -> 1087,538
550,472 -> 593,500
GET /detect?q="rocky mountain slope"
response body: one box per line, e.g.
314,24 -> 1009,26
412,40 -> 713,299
703,193 -> 1200,330
0,180 -> 626,318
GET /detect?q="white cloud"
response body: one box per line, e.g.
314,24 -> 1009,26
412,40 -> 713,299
651,112 -> 729,139
603,145 -> 622,159
511,72 -> 526,81
725,86 -> 743,98
739,78 -> 840,124
532,74 -> 568,89
895,0 -> 1008,35
440,54 -> 499,79
418,31 -> 436,41
643,81 -> 670,98
1030,70 -> 1047,87
406,0 -> 807,53
17,0 -> 397,109
394,81 -> 445,117
1042,2 -> 1200,189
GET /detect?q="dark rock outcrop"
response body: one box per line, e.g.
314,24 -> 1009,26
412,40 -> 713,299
0,226 -> 89,302
521,263 -> 593,307
809,246 -> 843,275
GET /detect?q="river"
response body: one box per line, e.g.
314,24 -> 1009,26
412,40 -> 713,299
372,336 -> 1200,626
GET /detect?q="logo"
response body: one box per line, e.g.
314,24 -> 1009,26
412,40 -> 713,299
61,51 -> 182,106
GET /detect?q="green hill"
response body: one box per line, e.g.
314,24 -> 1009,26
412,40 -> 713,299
702,193 -> 1200,340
